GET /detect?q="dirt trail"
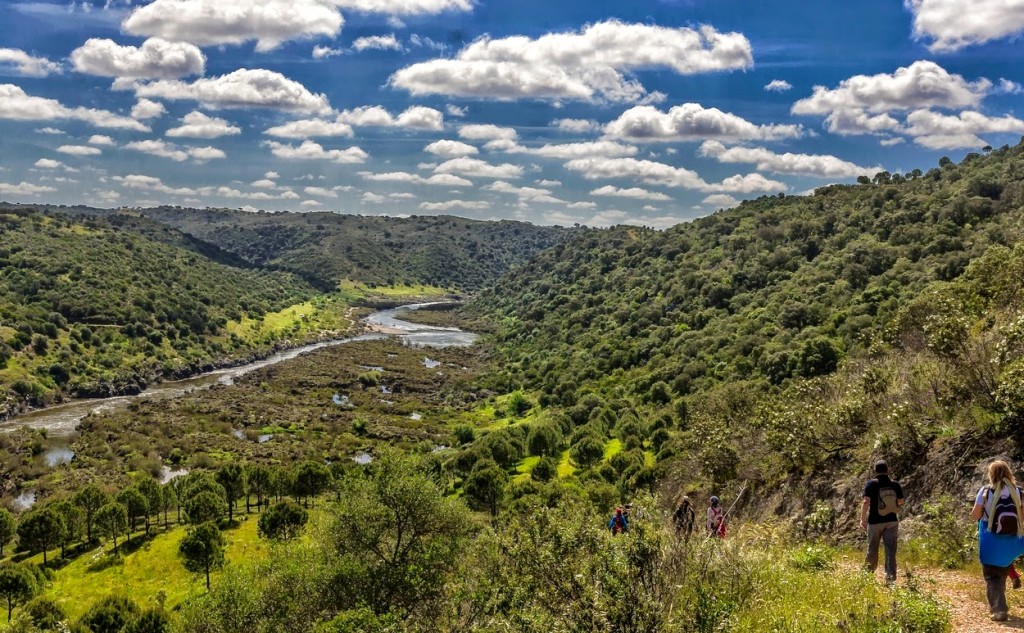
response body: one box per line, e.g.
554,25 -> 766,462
911,567 -> 1024,632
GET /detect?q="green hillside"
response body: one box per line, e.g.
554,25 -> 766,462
0,209 -> 328,416
0,207 -> 568,417
131,208 -> 573,291
470,142 -> 1024,520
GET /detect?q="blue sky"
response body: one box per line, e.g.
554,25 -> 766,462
1,0 -> 1023,227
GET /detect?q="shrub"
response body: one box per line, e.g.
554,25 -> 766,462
506,391 -> 531,417
531,456 -> 557,482
788,543 -> 836,571
453,424 -> 475,445
917,495 -> 975,569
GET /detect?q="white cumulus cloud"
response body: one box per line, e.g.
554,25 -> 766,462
590,185 -> 672,201
132,99 -> 167,120
434,157 -> 524,179
313,45 -> 343,59
698,141 -> 880,179
0,84 -> 148,131
34,159 -> 67,169
352,34 -> 402,52
88,135 -> 116,146
564,156 -> 785,193
360,171 -> 473,187
134,69 -> 332,114
264,118 -> 354,139
264,105 -> 442,138
0,182 -> 57,197
764,79 -> 792,92
125,139 -> 225,161
502,140 -> 638,159
58,145 -> 102,156
336,105 -> 444,130
905,0 -> 1024,52
424,140 -> 479,157
458,124 -> 517,141
792,61 -> 991,135
305,186 -> 337,198
166,111 -> 242,138
904,109 -> 1024,149
71,38 -> 205,79
390,21 -> 753,103
264,140 -> 369,163
420,199 -> 489,211
604,103 -> 803,142
122,0 -> 343,52
552,118 -> 600,133
702,194 -> 741,208
484,181 -> 566,204
0,48 -> 62,77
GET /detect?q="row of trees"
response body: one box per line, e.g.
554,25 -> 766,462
0,460 -> 331,567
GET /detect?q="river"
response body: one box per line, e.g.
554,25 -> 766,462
1,303 -> 477,438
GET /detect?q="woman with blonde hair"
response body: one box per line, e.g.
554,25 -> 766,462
971,460 -> 1024,622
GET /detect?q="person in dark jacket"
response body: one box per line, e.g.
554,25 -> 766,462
861,460 -> 905,584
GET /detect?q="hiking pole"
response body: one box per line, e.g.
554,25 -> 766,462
721,481 -> 748,522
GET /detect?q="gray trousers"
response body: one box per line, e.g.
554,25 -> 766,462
983,564 -> 1010,615
865,521 -> 899,581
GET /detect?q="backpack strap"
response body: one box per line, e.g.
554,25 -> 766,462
1008,484 -> 1024,537
988,482 -> 1001,533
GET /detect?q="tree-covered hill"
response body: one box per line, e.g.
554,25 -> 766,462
469,142 -> 1024,523
0,209 -> 321,415
474,144 -> 1023,403
129,208 -> 573,291
0,205 -> 569,416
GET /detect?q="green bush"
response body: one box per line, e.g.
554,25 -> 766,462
788,543 -> 836,571
917,495 -> 976,569
453,424 -> 476,445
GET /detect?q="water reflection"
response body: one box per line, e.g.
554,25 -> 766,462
42,447 -> 75,467
11,490 -> 36,511
2,304 -> 477,438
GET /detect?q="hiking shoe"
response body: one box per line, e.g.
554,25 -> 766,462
1013,576 -> 1022,590
992,612 -> 1008,622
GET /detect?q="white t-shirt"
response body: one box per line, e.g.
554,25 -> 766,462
975,485 -> 1024,521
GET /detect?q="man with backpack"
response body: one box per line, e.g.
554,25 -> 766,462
860,460 -> 905,584
673,495 -> 695,536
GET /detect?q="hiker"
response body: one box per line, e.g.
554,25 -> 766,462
673,495 -> 695,536
860,460 -> 905,584
707,496 -> 725,538
971,460 -> 1024,622
608,506 -> 629,535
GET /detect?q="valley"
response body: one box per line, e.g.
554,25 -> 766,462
2,145 -> 1024,631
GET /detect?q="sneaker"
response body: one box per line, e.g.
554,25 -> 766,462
1013,576 -> 1022,590
992,612 -> 1008,622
